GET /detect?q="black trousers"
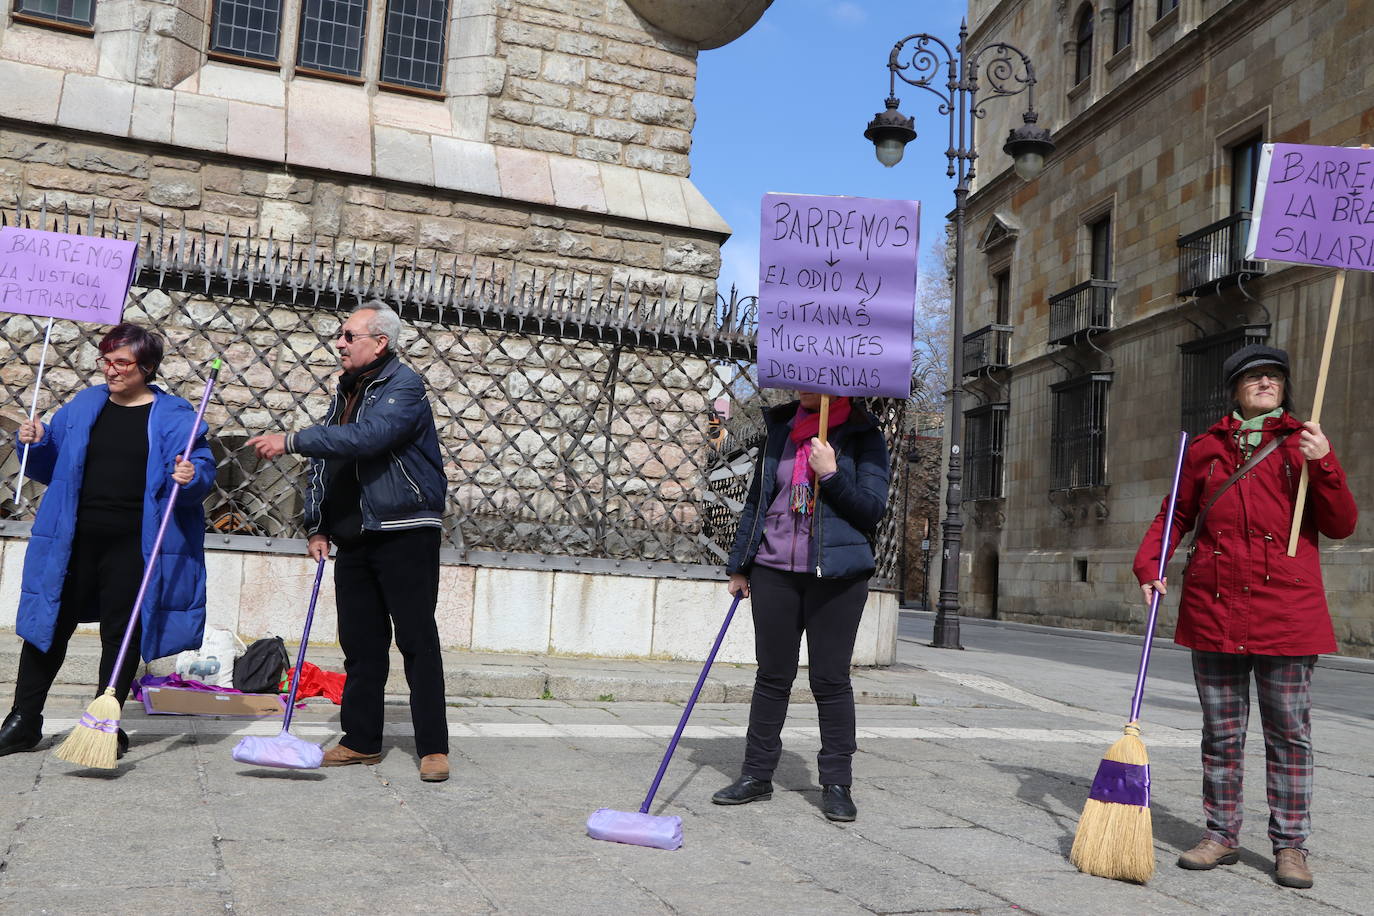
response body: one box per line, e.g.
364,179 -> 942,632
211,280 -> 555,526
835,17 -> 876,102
13,531 -> 145,718
742,564 -> 868,786
334,526 -> 448,757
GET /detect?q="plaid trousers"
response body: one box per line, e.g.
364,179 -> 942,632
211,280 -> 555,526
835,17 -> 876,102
1191,651 -> 1316,852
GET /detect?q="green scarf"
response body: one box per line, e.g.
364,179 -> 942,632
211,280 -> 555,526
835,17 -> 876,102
1232,407 -> 1283,453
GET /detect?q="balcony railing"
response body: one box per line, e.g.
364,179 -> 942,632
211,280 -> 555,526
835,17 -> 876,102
962,324 -> 1013,375
1048,279 -> 1116,345
1177,210 -> 1266,297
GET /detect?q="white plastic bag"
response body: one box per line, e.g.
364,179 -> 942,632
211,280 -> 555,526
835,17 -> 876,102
174,626 -> 245,688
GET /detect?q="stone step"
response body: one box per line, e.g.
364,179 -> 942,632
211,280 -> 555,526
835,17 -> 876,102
0,630 -> 993,708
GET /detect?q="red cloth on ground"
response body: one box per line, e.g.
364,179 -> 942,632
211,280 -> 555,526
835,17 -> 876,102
287,662 -> 346,705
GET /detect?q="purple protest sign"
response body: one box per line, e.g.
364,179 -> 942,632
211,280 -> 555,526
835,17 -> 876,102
1246,143 -> 1374,271
757,193 -> 919,399
0,227 -> 136,325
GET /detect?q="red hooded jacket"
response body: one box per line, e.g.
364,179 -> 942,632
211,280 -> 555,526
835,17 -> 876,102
1133,412 -> 1357,656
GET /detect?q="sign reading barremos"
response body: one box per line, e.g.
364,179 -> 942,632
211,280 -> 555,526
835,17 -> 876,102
1246,143 -> 1374,271
757,193 -> 919,398
0,227 -> 137,324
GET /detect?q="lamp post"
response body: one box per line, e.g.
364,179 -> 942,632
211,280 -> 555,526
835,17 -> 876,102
864,21 -> 1053,649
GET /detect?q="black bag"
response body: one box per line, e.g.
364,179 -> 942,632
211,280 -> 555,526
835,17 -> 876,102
233,636 -> 290,694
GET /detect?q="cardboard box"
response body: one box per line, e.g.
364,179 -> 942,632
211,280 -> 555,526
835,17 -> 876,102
142,686 -> 285,718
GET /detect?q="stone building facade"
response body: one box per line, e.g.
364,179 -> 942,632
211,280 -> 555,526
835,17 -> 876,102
957,0 -> 1374,655
0,0 -> 914,665
0,0 -> 735,288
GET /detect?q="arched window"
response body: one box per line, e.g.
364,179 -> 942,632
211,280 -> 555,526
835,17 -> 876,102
1074,4 -> 1094,86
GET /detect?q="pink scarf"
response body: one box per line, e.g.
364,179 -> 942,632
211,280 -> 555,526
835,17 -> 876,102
789,397 -> 851,514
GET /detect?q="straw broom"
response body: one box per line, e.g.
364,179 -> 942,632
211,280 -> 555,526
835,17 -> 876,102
1070,430 -> 1189,883
54,359 -> 222,769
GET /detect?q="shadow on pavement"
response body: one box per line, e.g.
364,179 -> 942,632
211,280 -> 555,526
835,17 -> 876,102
984,760 -> 1279,871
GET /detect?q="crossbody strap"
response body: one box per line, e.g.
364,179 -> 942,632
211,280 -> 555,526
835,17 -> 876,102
1186,429 -> 1294,557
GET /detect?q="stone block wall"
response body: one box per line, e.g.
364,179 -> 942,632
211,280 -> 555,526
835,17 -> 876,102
0,126 -> 721,293
0,537 -> 900,666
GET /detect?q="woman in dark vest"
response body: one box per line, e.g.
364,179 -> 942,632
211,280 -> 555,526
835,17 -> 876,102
714,390 -> 889,822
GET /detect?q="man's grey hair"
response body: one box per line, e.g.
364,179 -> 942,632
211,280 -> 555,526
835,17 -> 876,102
353,301 -> 402,347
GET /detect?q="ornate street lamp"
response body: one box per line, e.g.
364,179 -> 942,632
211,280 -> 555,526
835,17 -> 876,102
865,22 -> 1053,649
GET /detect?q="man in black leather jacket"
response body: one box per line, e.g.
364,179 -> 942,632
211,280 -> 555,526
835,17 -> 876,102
248,302 -> 450,782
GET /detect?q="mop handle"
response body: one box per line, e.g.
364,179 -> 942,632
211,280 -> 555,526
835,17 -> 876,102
106,359 -> 223,690
14,317 -> 55,503
280,557 -> 326,732
639,593 -> 743,814
1129,430 -> 1189,723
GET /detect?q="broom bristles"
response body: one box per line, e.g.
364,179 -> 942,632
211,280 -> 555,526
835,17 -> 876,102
1069,725 -> 1156,883
53,689 -> 121,770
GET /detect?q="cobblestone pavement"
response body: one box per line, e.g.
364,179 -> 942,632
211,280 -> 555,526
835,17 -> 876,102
0,614 -> 1369,915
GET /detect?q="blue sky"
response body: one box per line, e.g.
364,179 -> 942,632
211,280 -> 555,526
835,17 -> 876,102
691,0 -> 968,301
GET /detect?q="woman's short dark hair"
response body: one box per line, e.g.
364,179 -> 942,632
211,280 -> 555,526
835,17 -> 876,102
99,322 -> 165,382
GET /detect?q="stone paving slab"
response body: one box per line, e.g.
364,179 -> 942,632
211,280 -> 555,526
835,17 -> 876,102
0,618 -> 1369,915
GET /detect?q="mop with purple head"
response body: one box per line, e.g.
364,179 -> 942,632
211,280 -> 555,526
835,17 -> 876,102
587,593 -> 743,850
232,556 -> 328,769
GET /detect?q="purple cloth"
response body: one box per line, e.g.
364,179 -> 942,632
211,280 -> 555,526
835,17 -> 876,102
232,733 -> 324,770
586,807 -> 683,851
1088,759 -> 1151,807
132,672 -> 242,701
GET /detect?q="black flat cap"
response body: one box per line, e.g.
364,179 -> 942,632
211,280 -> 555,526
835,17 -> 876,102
1222,344 -> 1290,388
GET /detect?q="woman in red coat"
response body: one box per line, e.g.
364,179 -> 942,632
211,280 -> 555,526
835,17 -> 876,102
1134,344 -> 1356,890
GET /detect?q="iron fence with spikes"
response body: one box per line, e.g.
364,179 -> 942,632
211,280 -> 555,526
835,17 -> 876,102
0,199 -> 905,585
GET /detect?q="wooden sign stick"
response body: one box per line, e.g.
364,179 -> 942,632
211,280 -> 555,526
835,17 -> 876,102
818,394 -> 831,446
1287,269 -> 1345,556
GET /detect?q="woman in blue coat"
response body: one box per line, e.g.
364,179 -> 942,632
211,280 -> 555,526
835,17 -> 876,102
713,390 -> 889,822
0,323 -> 215,759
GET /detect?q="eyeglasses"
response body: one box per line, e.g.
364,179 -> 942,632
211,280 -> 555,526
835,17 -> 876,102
1240,369 -> 1285,385
339,330 -> 382,344
100,357 -> 138,373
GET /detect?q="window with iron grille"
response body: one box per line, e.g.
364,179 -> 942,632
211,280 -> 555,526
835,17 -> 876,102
209,0 -> 283,64
297,0 -> 368,78
380,0 -> 449,93
1074,4 -> 1094,85
1179,326 -> 1269,436
964,404 -> 1008,501
1114,0 -> 1133,52
1051,373 -> 1112,490
13,0 -> 94,30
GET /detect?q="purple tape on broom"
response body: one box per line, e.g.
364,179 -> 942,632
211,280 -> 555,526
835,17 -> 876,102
232,557 -> 327,769
96,360 -> 222,714
1087,431 -> 1188,807
587,593 -> 743,850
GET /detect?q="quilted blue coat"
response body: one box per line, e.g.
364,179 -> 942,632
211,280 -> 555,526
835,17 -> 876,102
15,385 -> 216,661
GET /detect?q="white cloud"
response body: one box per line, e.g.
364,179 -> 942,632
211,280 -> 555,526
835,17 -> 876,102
830,2 -> 867,25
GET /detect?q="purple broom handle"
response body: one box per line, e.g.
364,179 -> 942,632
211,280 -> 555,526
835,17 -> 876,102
1129,430 -> 1189,723
639,592 -> 743,814
106,360 -> 223,691
280,557 -> 326,733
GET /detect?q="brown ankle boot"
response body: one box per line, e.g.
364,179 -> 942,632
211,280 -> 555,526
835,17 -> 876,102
1274,848 -> 1313,888
1177,838 -> 1240,870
